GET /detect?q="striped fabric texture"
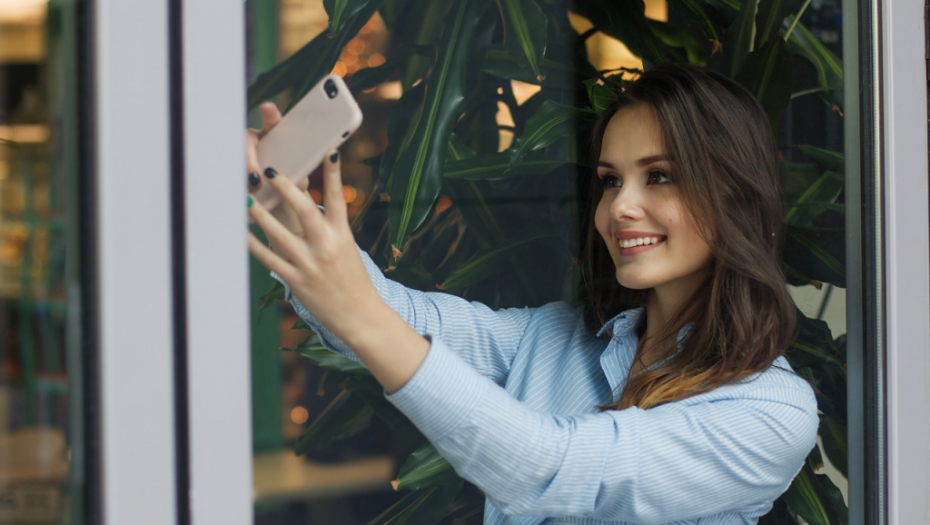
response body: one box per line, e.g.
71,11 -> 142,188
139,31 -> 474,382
273,247 -> 819,525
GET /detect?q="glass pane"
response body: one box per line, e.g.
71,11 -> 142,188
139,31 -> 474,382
248,4 -> 404,522
0,0 -> 87,523
246,0 -> 853,523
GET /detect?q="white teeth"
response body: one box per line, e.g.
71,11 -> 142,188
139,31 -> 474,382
619,236 -> 663,249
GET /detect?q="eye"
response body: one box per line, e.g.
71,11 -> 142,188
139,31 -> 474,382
598,173 -> 621,189
647,170 -> 671,185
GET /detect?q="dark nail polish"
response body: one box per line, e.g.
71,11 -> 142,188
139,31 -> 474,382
264,167 -> 278,179
248,172 -> 261,187
329,151 -> 339,163
247,195 -> 254,207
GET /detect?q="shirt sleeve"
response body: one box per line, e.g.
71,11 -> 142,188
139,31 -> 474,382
271,244 -> 534,385
385,336 -> 820,523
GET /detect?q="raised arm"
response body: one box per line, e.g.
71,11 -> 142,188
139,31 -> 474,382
386,339 -> 820,522
247,102 -> 532,384
275,246 -> 533,385
251,153 -> 538,395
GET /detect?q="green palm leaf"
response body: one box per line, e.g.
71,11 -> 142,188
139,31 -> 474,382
395,442 -> 459,491
294,389 -> 374,455
784,226 -> 845,287
386,0 -> 480,258
503,0 -> 549,81
291,333 -> 371,375
323,0 -> 378,36
735,35 -> 793,127
667,0 -> 721,42
718,0 -> 758,76
755,0 -> 795,48
509,100 -> 595,168
440,232 -> 560,291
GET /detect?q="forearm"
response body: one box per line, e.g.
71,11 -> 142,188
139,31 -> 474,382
340,300 -> 431,395
275,242 -> 532,385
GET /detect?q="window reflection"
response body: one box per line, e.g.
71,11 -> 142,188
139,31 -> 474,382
248,0 -> 851,522
0,0 -> 82,522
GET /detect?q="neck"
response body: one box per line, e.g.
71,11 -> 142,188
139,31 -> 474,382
639,276 -> 706,365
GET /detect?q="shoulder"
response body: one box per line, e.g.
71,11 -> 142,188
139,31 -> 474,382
523,301 -> 595,335
522,300 -> 584,324
681,356 -> 818,419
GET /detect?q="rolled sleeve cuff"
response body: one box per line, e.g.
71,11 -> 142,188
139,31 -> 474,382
385,335 -> 490,441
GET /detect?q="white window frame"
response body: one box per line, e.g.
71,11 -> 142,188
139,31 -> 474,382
94,0 -> 178,523
179,1 -> 253,524
94,0 -> 252,523
845,0 -> 930,523
880,0 -> 930,522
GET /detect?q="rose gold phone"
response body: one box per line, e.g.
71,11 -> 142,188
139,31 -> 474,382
251,74 -> 363,216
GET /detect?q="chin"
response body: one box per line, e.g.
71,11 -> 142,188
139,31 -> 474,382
614,269 -> 655,290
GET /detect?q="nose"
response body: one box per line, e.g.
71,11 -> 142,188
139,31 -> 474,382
608,185 -> 645,221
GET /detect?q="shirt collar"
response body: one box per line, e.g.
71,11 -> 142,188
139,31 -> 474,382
596,307 -> 646,338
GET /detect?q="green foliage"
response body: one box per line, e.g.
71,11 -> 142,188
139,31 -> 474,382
395,441 -> 459,491
366,480 -> 464,525
385,0 -> 481,254
503,0 -> 549,81
251,0 -> 849,522
717,0 -> 757,76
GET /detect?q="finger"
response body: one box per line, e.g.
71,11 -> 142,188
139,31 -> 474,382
262,166 -> 326,236
246,131 -> 262,191
248,194 -> 311,263
247,231 -> 299,282
260,102 -> 283,134
322,150 -> 348,225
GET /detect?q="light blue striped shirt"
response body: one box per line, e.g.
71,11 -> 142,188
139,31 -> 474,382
275,247 -> 819,525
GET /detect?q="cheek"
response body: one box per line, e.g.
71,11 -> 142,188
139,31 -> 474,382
657,197 -> 690,236
668,207 -> 712,257
594,197 -> 611,241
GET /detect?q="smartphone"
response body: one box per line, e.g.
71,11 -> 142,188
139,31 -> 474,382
250,74 -> 363,215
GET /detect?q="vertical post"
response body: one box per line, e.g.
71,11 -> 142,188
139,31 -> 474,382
843,0 -> 869,522
179,1 -> 253,524
94,0 -> 178,522
881,0 -> 930,522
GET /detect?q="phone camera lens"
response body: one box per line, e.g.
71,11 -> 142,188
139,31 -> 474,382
324,79 -> 338,99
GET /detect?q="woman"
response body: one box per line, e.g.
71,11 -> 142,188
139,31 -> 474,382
246,63 -> 819,524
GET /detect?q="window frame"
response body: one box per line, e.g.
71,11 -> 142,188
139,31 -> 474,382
93,0 -> 179,522
844,0 -> 930,523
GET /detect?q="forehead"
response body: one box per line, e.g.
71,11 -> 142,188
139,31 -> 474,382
599,104 -> 665,162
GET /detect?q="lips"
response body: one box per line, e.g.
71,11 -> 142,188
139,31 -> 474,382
613,231 -> 667,255
618,236 -> 662,248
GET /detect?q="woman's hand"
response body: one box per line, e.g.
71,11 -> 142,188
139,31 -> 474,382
246,136 -> 430,395
247,150 -> 383,344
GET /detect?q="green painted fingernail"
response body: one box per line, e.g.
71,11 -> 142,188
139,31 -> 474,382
248,195 -> 254,207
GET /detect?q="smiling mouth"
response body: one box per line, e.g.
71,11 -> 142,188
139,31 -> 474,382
617,236 -> 663,249
617,236 -> 666,255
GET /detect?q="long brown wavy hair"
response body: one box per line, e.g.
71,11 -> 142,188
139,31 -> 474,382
577,63 -> 797,411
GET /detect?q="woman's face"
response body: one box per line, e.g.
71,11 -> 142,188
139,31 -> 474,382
594,104 -> 713,302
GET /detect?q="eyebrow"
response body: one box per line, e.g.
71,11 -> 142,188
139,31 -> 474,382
597,155 -> 674,169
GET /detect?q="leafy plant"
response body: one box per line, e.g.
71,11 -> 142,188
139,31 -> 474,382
251,0 -> 849,523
